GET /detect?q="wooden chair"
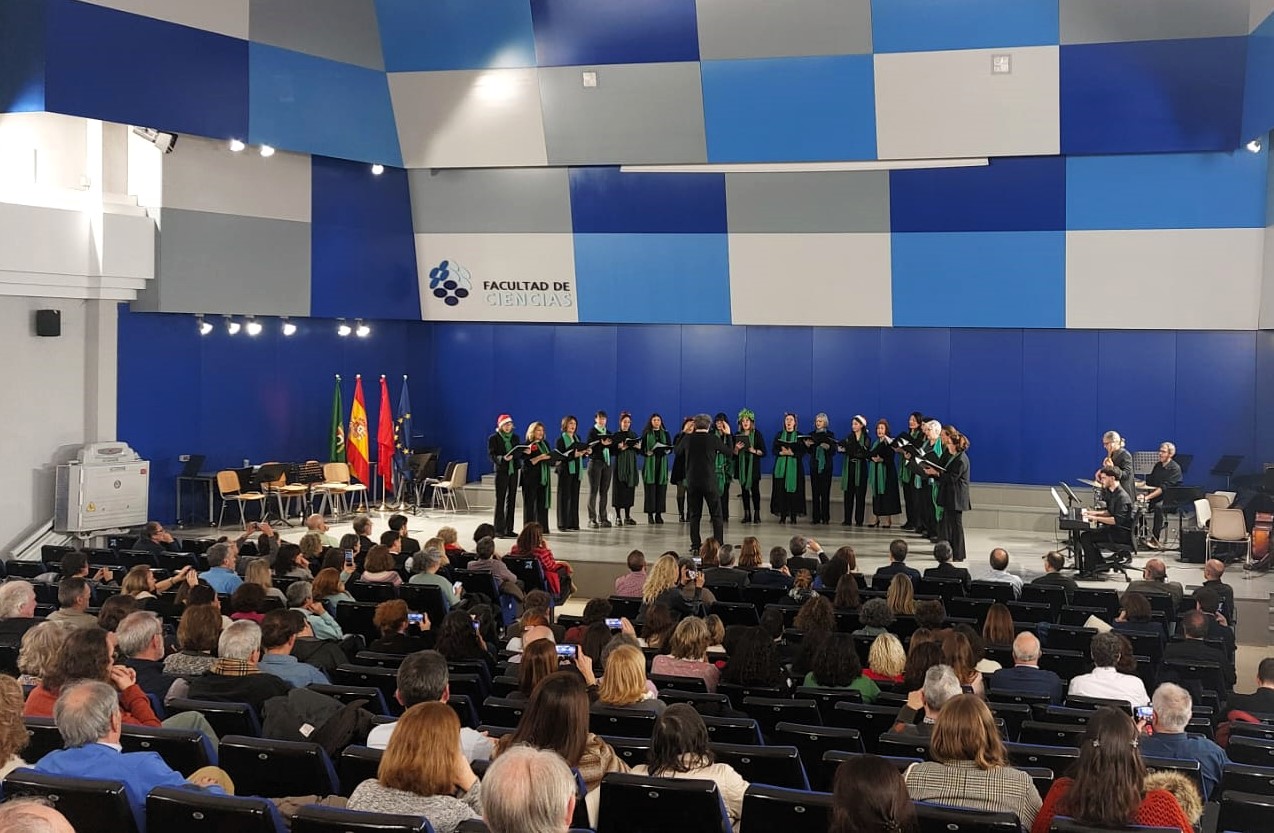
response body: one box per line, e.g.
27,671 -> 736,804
321,462 -> 367,516
216,470 -> 266,529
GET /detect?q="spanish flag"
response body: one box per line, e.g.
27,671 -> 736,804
348,375 -> 371,485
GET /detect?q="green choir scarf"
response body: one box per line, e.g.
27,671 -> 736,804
737,430 -> 757,488
928,439 -> 944,522
643,430 -> 670,485
774,430 -> 800,494
869,442 -> 888,494
500,432 -> 514,475
908,428 -> 924,488
535,440 -> 552,508
840,432 -> 870,492
616,434 -> 638,487
594,424 -> 610,465
714,431 -> 732,492
814,431 -> 829,475
561,433 -> 578,475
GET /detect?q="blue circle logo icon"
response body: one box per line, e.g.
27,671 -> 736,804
429,260 -> 472,307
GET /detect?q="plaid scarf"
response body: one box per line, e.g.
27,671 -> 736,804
210,658 -> 260,677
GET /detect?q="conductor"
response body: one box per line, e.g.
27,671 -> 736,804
676,414 -> 730,552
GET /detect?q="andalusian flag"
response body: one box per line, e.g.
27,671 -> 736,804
329,376 -> 345,462
348,375 -> 371,485
377,375 -> 395,493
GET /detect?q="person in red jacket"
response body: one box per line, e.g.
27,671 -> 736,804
510,523 -> 572,604
23,627 -> 160,727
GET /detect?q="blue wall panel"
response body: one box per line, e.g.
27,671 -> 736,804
1095,331 -> 1177,452
552,327 -> 619,432
310,156 -> 419,321
878,328 -> 951,427
45,0 -> 248,139
493,325 -> 559,434
948,330 -> 1024,484
375,0 -> 537,71
615,325 -> 684,428
1061,37 -> 1247,154
1173,331 -> 1256,488
0,0 -> 46,113
1257,332 -> 1274,468
744,327 -> 815,473
529,0 -> 698,66
811,328 -> 882,478
871,0 -> 1059,53
679,326 -> 746,418
249,43 -> 402,166
891,232 -> 1066,328
573,234 -> 730,324
1067,150 -> 1267,230
568,167 -> 727,234
1243,13 -> 1274,142
701,56 -> 876,162
1020,329 -> 1099,486
890,157 -> 1066,233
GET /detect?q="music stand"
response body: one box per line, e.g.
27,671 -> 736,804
1060,482 -> 1083,508
1162,485 -> 1205,552
253,463 -> 291,527
1211,455 -> 1244,489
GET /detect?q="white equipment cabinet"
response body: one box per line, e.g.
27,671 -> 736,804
54,443 -> 150,533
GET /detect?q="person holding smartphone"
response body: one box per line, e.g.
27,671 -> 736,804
407,548 -> 463,608
652,557 -> 715,617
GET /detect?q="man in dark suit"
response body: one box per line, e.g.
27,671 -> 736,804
986,632 -> 1065,703
1163,610 -> 1235,690
703,546 -> 750,589
1202,559 -> 1237,626
787,535 -> 826,577
922,540 -> 970,587
1193,586 -> 1237,659
749,547 -> 794,590
1030,551 -> 1078,597
1223,656 -> 1274,716
873,539 -> 920,587
675,415 -> 729,552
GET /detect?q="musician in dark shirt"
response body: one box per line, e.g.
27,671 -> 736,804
1078,466 -> 1134,577
1097,430 -> 1137,509
1143,442 -> 1183,550
675,414 -> 730,552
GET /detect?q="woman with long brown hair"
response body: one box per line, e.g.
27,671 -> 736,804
832,754 -> 917,833
886,573 -> 915,615
736,536 -> 763,570
511,522 -> 573,604
942,630 -> 984,696
982,603 -> 1015,649
905,694 -> 1041,826
1031,708 -> 1193,833
833,573 -> 861,611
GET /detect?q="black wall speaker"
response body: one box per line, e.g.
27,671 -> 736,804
35,309 -> 61,337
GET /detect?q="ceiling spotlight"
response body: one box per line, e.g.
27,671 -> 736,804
1247,137 -> 1263,153
281,318 -> 297,336
131,126 -> 179,154
337,319 -> 352,337
371,164 -> 384,176
225,316 -> 241,336
229,138 -> 246,152
245,316 -> 263,337
355,319 -> 371,338
196,315 -> 213,336
260,144 -> 275,158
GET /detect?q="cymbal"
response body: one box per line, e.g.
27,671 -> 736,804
1077,478 -> 1100,488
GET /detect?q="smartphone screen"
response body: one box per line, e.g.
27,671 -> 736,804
605,618 -> 623,630
1135,706 -> 1154,721
472,620 -> 481,631
344,550 -> 354,566
407,612 -> 424,625
555,644 -> 577,659
453,581 -> 464,595
686,570 -> 698,580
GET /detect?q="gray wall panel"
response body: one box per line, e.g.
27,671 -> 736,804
696,0 -> 872,59
408,168 -> 572,233
249,0 -> 384,69
145,209 -> 310,315
539,62 -> 706,165
726,171 -> 891,233
1060,0 -> 1248,44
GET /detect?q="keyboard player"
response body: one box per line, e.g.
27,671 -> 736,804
1078,466 -> 1135,577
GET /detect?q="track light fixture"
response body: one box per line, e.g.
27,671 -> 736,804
281,318 -> 297,336
245,316 -> 263,337
371,164 -> 384,175
196,315 -> 213,336
355,319 -> 371,338
260,144 -> 276,158
225,316 -> 241,335
1247,137 -> 1263,153
337,319 -> 352,337
229,139 -> 246,152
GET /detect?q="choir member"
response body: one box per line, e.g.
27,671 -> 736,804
713,412 -> 734,522
869,419 -> 902,529
611,412 -> 640,526
807,413 -> 836,525
733,409 -> 766,525
641,414 -> 672,525
521,421 -> 553,531
771,412 -> 807,523
840,415 -> 872,527
900,411 -> 925,531
488,414 -> 521,538
586,410 -> 614,528
929,425 -> 971,561
555,415 -> 587,531
671,416 -> 695,522
916,419 -> 947,542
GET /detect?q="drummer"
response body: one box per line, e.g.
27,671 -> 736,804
1141,442 -> 1182,550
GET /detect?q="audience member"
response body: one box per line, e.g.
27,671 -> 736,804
1067,632 -> 1150,706
163,604 -> 221,677
304,513 -> 338,547
831,753 -> 918,833
596,645 -> 663,712
367,650 -> 492,760
186,620 -> 292,712
639,603 -> 676,652
0,580 -> 39,645
1125,558 -> 1184,607
564,599 -> 613,644
987,633 -> 1063,702
1201,559 -> 1237,625
721,627 -> 788,691
1114,591 -> 1165,649
0,676 -> 29,778
482,746 -> 576,833
866,633 -> 906,683
982,603 -> 1014,649
1163,610 -> 1232,690
312,566 -> 355,608
957,623 -> 1000,674
511,523 -> 573,604
747,547 -> 794,590
901,641 -> 945,693
466,536 -> 524,601
47,578 -> 95,629
1031,707 -> 1194,833
873,539 -> 919,586
228,583 -> 268,624
651,617 -> 720,692
24,626 -> 160,726
512,640 -> 562,701
369,600 -> 430,654
55,551 -> 114,589
361,545 -> 403,586
853,598 -> 894,638
243,559 -> 288,606
886,573 -> 915,615
286,580 -> 345,641
258,609 -> 330,687
705,614 -> 726,655
981,548 -> 1023,597
353,515 -> 376,558
18,617 -> 68,690
1139,683 -> 1227,800
905,694 -> 1042,827
121,563 -> 194,600
817,545 -> 856,591
389,513 -> 421,554
1223,656 -> 1274,715
705,543 -> 750,588
923,541 -> 971,586
612,550 -> 649,597
941,630 -> 985,696
115,611 -> 177,701
631,705 -> 749,831
198,542 -> 242,594
891,664 -> 962,736
96,594 -> 138,632
1192,587 -> 1237,657
435,610 -> 496,674
833,574 -> 861,611
787,535 -> 826,577
805,632 -> 879,703
1031,551 -> 1078,596
0,799 -> 75,832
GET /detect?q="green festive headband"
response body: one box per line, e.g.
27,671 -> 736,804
737,408 -> 756,423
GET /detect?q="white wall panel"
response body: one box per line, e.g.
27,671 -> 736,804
415,233 -> 577,322
0,113 -> 89,192
1066,228 -> 1263,329
390,69 -> 548,168
79,0 -> 250,38
874,46 -> 1060,159
729,233 -> 892,325
159,135 -> 311,222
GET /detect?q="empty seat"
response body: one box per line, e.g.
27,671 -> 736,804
1019,584 -> 1067,614
292,805 -> 433,833
353,651 -> 407,669
1219,762 -> 1274,796
987,689 -> 1053,708
217,735 -> 339,798
119,724 -> 216,776
601,735 -> 651,769
480,696 -> 527,728
740,784 -> 831,833
876,733 -> 932,760
829,703 -> 899,753
333,665 -> 400,714
1005,742 -> 1079,779
741,697 -> 821,740
1063,695 -> 1130,713
1216,790 -> 1274,833
793,686 -> 864,722
335,602 -> 382,643
717,683 -> 783,710
1070,589 -> 1119,618
596,772 -> 731,833
700,715 -> 763,746
709,742 -> 808,790
2,769 -> 136,833
1018,720 -> 1088,747
23,716 -> 64,762
771,723 -> 863,791
168,699 -> 262,738
650,674 -> 708,693
987,702 -> 1032,742
1006,600 -> 1053,624
308,683 -> 392,717
657,690 -> 734,714
1229,735 -> 1274,768
1038,650 -> 1088,682
1041,625 -> 1097,654
708,602 -> 760,628
914,802 -> 1020,833
967,581 -> 1016,604
147,784 -> 287,833
588,706 -> 658,739
1049,819 -> 1179,833
339,745 -> 384,797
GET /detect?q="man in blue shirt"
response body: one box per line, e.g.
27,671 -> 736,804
1139,682 -> 1228,801
987,632 -> 1064,703
258,609 -> 330,687
32,680 -> 230,833
198,541 -> 243,595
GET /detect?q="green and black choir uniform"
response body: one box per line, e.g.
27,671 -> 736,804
807,429 -> 837,525
868,438 -> 902,519
555,430 -> 584,531
521,438 -> 553,531
840,429 -> 872,526
586,423 -> 613,526
611,429 -> 640,524
901,425 -> 926,530
488,429 -> 521,537
714,423 -> 734,522
671,429 -> 690,521
734,428 -> 766,523
916,436 -> 948,540
771,429 -> 807,522
642,427 -> 672,522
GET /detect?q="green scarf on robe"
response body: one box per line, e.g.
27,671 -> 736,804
737,430 -> 758,488
774,431 -> 800,494
500,432 -> 515,475
928,439 -> 944,522
615,433 -> 639,487
868,442 -> 888,494
642,430 -> 670,485
561,433 -> 578,476
840,432 -> 870,492
714,431 -> 732,492
534,440 -> 552,508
